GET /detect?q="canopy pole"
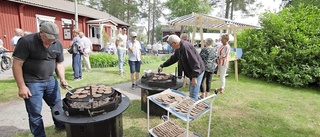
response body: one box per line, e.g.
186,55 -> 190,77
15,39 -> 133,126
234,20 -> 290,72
233,29 -> 238,81
199,16 -> 204,48
191,26 -> 196,45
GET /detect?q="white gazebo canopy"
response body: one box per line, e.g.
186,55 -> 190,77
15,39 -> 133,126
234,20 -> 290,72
168,12 -> 261,81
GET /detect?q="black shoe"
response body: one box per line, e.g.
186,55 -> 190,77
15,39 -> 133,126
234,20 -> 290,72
214,89 -> 219,94
131,84 -> 135,90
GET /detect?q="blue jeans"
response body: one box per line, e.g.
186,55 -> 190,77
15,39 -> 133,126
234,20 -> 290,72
72,53 -> 82,79
117,49 -> 126,73
189,71 -> 204,100
24,78 -> 64,137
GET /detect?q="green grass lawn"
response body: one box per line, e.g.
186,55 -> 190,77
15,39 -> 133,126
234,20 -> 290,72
2,61 -> 320,137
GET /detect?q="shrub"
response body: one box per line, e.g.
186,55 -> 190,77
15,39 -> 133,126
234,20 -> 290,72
90,53 -> 119,68
90,53 -> 167,68
237,5 -> 320,87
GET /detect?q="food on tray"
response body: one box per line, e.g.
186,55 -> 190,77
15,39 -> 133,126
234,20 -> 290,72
174,98 -> 209,116
154,92 -> 184,105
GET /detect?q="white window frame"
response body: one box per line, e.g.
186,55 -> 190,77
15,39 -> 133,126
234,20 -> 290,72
36,14 -> 56,32
61,18 -> 72,28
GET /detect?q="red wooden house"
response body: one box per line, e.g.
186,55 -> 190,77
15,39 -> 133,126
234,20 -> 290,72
0,0 -> 130,51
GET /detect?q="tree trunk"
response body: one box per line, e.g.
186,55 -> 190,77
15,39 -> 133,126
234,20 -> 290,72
225,0 -> 231,19
230,0 -> 234,20
151,0 -> 155,45
127,0 -> 130,24
147,0 -> 150,44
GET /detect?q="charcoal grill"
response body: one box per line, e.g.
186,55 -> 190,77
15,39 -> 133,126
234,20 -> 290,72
138,70 -> 183,116
63,85 -> 121,117
52,85 -> 130,137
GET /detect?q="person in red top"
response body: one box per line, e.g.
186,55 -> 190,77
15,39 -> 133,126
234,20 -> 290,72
217,34 -> 231,94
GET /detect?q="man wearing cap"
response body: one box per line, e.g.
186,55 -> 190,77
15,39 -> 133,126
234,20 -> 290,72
127,32 -> 142,90
12,21 -> 68,136
115,27 -> 128,76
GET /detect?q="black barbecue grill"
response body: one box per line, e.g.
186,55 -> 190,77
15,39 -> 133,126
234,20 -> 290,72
52,85 -> 130,137
62,85 -> 121,117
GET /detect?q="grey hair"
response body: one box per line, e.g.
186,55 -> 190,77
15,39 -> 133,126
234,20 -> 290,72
167,35 -> 181,44
180,33 -> 188,40
205,38 -> 214,46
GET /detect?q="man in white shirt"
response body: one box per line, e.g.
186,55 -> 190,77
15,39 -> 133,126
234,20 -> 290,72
79,32 -> 93,71
115,27 -> 128,76
126,32 -> 142,90
10,28 -> 24,48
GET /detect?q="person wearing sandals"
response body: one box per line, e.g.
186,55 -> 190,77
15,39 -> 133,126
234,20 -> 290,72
199,38 -> 218,98
217,34 -> 231,94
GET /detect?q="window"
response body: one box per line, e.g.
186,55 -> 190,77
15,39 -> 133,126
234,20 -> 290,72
61,18 -> 73,28
89,25 -> 100,38
36,14 -> 56,32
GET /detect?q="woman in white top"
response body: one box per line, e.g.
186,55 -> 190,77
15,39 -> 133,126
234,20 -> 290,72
217,34 -> 231,94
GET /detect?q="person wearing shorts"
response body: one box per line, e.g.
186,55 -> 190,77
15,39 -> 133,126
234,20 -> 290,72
127,32 -> 142,90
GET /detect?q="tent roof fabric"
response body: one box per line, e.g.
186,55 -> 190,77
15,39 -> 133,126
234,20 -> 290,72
168,13 -> 261,30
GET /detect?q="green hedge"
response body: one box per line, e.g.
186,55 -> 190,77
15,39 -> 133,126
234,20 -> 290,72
237,5 -> 320,87
90,53 -> 169,68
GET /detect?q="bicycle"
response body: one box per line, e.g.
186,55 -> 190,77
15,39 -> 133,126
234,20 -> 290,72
0,52 -> 12,71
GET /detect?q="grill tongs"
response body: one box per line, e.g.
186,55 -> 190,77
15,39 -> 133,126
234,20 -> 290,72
65,85 -> 74,95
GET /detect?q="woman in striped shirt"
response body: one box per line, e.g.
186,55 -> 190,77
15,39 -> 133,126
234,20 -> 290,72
217,34 -> 231,94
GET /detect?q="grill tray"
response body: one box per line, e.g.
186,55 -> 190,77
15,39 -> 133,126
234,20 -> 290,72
63,85 -> 122,117
141,73 -> 177,88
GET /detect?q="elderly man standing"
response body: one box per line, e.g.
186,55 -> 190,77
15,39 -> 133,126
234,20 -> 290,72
79,32 -> 93,71
10,28 -> 24,48
158,35 -> 205,100
12,22 -> 68,136
115,27 -> 128,76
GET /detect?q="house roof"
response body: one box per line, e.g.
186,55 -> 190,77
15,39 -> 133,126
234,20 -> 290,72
8,0 -> 130,26
168,13 -> 260,30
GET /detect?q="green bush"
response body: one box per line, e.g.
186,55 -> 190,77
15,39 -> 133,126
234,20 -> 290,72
237,4 -> 320,87
90,53 -> 167,68
90,53 -> 119,68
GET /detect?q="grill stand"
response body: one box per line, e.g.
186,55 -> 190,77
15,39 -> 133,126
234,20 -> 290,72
52,95 -> 130,137
137,79 -> 183,116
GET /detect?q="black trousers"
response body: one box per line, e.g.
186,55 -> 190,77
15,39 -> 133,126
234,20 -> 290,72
200,71 -> 213,92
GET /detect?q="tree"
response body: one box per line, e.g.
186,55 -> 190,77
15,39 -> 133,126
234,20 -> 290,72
165,0 -> 213,34
165,0 -> 212,18
218,0 -> 262,20
281,0 -> 320,8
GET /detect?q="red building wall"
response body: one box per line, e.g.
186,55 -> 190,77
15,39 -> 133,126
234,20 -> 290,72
0,1 -> 90,51
0,1 -> 20,52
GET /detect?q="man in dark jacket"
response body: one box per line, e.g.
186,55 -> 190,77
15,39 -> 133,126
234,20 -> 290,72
158,35 -> 205,100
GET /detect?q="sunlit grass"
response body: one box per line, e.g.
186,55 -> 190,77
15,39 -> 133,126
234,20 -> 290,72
4,60 -> 320,136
